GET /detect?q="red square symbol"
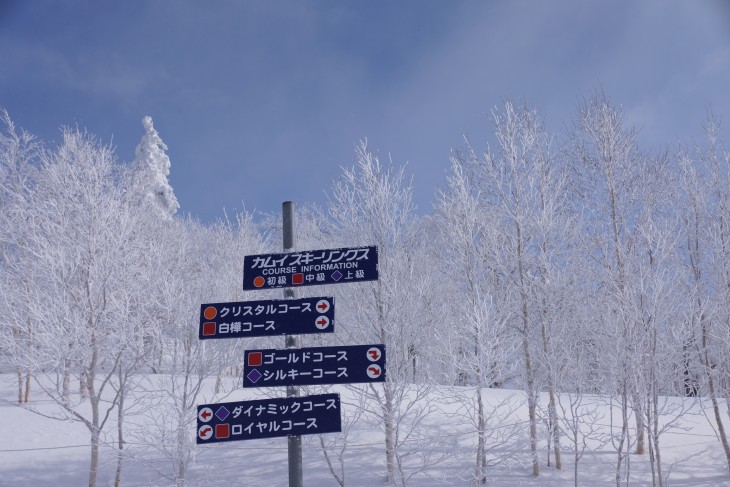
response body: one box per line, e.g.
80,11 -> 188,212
215,423 -> 230,439
202,322 -> 216,336
292,273 -> 304,285
248,351 -> 263,367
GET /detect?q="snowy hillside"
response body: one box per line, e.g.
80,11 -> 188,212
1,375 -> 728,486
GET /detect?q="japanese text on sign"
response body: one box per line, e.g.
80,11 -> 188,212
197,393 -> 342,444
199,297 -> 334,340
243,344 -> 386,388
243,245 -> 378,290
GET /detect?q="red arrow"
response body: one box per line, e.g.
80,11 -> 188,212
368,350 -> 379,360
317,302 -> 329,311
201,410 -> 212,420
369,366 -> 381,377
200,427 -> 212,436
317,318 -> 327,325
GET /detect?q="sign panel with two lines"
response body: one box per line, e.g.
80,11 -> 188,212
196,393 -> 341,444
243,344 -> 386,388
198,297 -> 335,340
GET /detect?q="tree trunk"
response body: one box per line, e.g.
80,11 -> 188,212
574,427 -> 580,487
709,374 -> 730,471
634,394 -> 645,455
476,387 -> 487,483
114,373 -> 125,487
89,430 -> 100,487
523,332 -> 539,477
88,389 -> 100,487
62,360 -> 71,404
651,395 -> 664,487
615,386 -> 629,487
648,416 -> 657,487
700,315 -> 730,471
23,371 -> 31,404
17,368 -> 23,404
176,422 -> 186,487
215,369 -> 224,394
516,221 -> 539,477
80,369 -> 90,399
88,342 -> 100,487
384,383 -> 396,484
176,381 -> 190,487
409,344 -> 417,382
540,303 -> 561,470
319,435 -> 346,487
548,388 -> 562,469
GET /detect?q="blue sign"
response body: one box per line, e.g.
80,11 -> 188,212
196,393 -> 342,444
243,344 -> 386,388
199,297 -> 335,340
242,245 -> 378,290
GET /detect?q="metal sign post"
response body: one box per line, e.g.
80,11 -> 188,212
282,201 -> 303,487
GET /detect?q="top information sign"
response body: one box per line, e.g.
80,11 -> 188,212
243,245 -> 378,290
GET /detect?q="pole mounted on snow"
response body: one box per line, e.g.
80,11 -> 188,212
282,200 -> 303,487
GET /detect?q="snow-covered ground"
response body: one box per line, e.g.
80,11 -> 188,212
1,374 -> 729,486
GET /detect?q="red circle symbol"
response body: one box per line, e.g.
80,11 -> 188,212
203,306 -> 217,320
253,276 -> 265,288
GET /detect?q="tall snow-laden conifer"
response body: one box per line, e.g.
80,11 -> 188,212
133,116 -> 179,219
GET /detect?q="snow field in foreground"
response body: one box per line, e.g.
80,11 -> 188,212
0,374 -> 729,486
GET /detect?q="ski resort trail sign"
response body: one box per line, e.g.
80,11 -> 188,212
243,344 -> 386,388
243,245 -> 378,290
198,297 -> 335,340
196,393 -> 341,444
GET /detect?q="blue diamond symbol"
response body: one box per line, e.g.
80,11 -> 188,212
215,406 -> 230,421
331,270 -> 343,281
247,369 -> 262,384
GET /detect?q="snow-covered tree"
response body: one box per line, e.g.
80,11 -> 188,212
433,144 -> 519,483
328,142 -> 439,485
132,116 -> 179,219
677,113 -> 730,473
451,100 -> 575,477
19,128 -> 140,487
0,109 -> 40,403
568,90 -> 675,485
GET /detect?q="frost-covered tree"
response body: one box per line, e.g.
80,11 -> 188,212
677,114 -> 730,472
0,109 -> 40,403
451,100 -> 574,477
20,128 -> 140,487
328,142 -> 438,485
568,91 -> 672,485
132,116 -> 179,219
433,146 -> 518,483
129,213 -> 265,487
569,92 -> 639,485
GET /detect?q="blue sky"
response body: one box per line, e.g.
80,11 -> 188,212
1,1 -> 729,222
